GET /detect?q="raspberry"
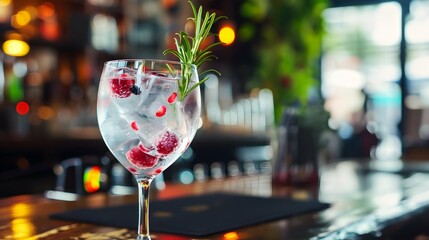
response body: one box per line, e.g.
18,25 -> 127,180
156,131 -> 179,155
155,105 -> 167,117
138,143 -> 153,153
110,75 -> 135,98
131,121 -> 139,131
167,92 -> 177,104
126,147 -> 158,169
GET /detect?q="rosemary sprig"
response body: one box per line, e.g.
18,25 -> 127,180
163,0 -> 226,100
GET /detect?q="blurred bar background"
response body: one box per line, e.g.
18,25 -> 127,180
0,0 -> 428,198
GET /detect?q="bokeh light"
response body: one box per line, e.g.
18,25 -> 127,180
38,2 -> 55,19
3,39 -> 30,56
0,0 -> 11,6
37,106 -> 55,120
219,26 -> 235,45
16,101 -> 30,115
223,232 -> 240,240
84,166 -> 101,193
11,203 -> 35,239
40,19 -> 60,40
16,10 -> 31,26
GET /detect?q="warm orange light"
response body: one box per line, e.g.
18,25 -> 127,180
6,32 -> 24,40
162,0 -> 177,9
223,231 -> 239,240
16,101 -> 30,115
11,218 -> 35,239
0,0 -> 11,6
40,20 -> 60,40
24,6 -> 38,18
16,10 -> 31,26
219,26 -> 235,46
11,10 -> 31,28
38,2 -> 55,19
37,105 -> 54,120
11,203 -> 35,239
3,39 -> 30,56
0,0 -> 11,23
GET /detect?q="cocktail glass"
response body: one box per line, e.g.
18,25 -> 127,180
97,59 -> 201,240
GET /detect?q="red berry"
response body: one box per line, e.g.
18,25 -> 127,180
126,147 -> 158,169
156,131 -> 179,155
155,105 -> 167,117
167,92 -> 177,103
129,167 -> 137,173
131,121 -> 139,131
155,168 -> 162,174
138,143 -> 153,153
110,76 -> 135,98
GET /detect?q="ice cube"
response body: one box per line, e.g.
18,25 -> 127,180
133,75 -> 158,112
107,67 -> 146,114
136,76 -> 171,118
120,111 -> 166,151
100,115 -> 137,152
160,81 -> 179,103
114,138 -> 140,165
138,121 -> 166,151
148,101 -> 167,118
106,67 -> 137,78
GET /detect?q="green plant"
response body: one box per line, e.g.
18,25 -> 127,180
240,0 -> 328,123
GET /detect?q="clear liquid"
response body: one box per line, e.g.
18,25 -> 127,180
97,68 -> 201,178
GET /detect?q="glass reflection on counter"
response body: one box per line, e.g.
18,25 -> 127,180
10,202 -> 35,239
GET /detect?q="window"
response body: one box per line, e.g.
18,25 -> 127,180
321,1 -> 426,159
404,0 -> 429,143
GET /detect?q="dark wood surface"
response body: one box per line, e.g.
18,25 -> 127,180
2,160 -> 429,240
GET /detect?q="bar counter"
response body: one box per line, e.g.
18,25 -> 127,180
2,159 -> 429,240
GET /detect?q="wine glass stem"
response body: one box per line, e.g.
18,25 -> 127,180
137,178 -> 153,240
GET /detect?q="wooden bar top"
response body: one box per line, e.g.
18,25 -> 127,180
2,160 -> 429,239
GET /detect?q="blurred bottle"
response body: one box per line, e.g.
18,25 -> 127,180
272,106 -> 320,187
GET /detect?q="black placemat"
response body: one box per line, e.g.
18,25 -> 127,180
51,193 -> 330,237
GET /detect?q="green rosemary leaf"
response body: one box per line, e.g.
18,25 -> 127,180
201,41 -> 223,53
199,69 -> 221,77
165,63 -> 176,77
164,0 -> 226,100
163,49 -> 180,60
189,1 -> 203,37
185,76 -> 209,96
189,0 -> 197,18
195,53 -> 216,67
180,32 -> 190,51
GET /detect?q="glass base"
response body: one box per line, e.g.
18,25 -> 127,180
137,235 -> 151,240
